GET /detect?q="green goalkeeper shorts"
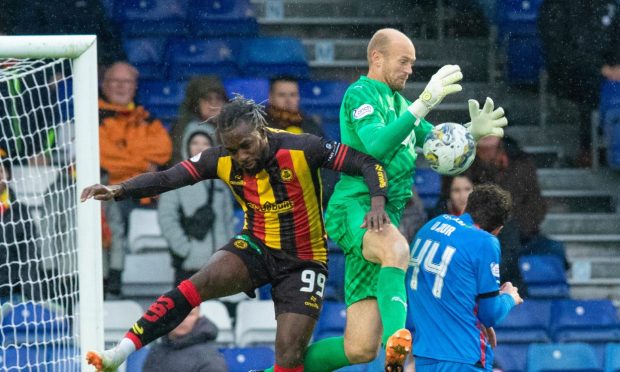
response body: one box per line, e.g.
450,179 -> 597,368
324,198 -> 404,306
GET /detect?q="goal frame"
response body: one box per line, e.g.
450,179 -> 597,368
0,35 -> 103,369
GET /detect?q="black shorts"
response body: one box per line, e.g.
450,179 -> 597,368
221,234 -> 328,319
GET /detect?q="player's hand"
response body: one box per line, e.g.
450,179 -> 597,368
465,97 -> 508,141
80,184 -> 122,202
361,196 -> 391,232
482,326 -> 497,348
408,64 -> 463,119
500,281 -> 524,305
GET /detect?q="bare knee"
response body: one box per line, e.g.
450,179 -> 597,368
345,338 -> 381,364
381,236 -> 409,269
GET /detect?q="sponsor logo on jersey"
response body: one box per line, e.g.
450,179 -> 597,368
190,152 -> 201,162
490,262 -> 500,277
246,200 -> 294,213
375,164 -> 387,188
353,104 -> 374,119
132,323 -> 144,335
280,168 -> 294,183
234,239 -> 248,249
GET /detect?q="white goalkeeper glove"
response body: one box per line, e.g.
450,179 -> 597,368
408,64 -> 463,120
465,97 -> 508,141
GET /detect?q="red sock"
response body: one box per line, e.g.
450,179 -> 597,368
274,364 -> 304,372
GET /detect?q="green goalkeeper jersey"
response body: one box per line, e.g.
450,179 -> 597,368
329,76 -> 433,208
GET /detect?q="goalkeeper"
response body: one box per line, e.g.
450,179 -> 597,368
296,28 -> 509,372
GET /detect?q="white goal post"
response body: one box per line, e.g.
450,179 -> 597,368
0,35 -> 103,370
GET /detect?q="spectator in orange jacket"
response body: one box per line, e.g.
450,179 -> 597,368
99,62 -> 172,186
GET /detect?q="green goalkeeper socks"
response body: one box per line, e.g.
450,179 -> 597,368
377,266 -> 407,345
264,337 -> 350,372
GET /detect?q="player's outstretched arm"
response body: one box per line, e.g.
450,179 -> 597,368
465,97 -> 508,141
80,184 -> 122,202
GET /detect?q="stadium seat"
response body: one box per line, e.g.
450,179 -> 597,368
606,343 -> 620,372
137,80 -> 187,126
313,301 -> 347,341
103,300 -> 144,348
124,344 -> 150,372
414,168 -> 441,210
299,80 -> 349,121
505,34 -> 544,84
235,300 -> 277,346
0,344 -> 47,372
604,107 -> 620,169
219,346 -> 275,372
600,80 -> 620,122
494,343 -> 529,372
10,166 -> 59,207
117,0 -> 189,36
45,344 -> 81,371
122,252 -> 175,297
127,208 -> 169,253
519,255 -> 569,299
1,301 -> 69,344
123,38 -> 168,80
200,300 -> 234,345
166,39 -> 240,80
223,78 -> 270,104
495,299 -> 552,343
550,300 -> 620,344
238,38 -> 309,79
325,248 -> 345,301
321,121 -> 341,142
527,342 -> 603,372
496,0 -> 544,40
258,284 -> 272,300
188,0 -> 258,37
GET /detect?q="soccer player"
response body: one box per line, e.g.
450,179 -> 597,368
296,28 -> 508,372
82,97 -> 390,372
407,184 -> 524,371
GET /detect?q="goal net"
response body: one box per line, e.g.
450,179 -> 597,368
0,36 -> 103,371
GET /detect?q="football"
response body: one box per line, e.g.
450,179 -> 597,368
422,122 -> 476,176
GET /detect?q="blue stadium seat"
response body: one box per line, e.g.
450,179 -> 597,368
321,121 -> 341,142
166,39 -> 240,80
116,0 -> 189,36
505,35 -> 544,85
233,207 -> 245,232
414,168 -> 441,210
550,300 -> 620,344
258,284 -> 272,300
494,343 -> 528,372
137,80 -> 187,123
46,345 -> 80,371
527,342 -> 603,372
325,248 -> 345,301
125,344 -> 150,372
606,109 -> 620,170
600,80 -> 620,120
223,78 -> 270,104
0,345 -> 47,372
495,299 -> 552,343
606,343 -> 620,372
220,346 -> 275,372
123,38 -> 168,80
313,301 -> 347,341
299,80 -> 349,121
518,255 -> 569,299
188,0 -> 258,37
1,302 -> 70,344
238,38 -> 309,79
496,0 -> 544,40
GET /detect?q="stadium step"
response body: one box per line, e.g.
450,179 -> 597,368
541,213 -> 620,235
538,169 -> 606,190
543,190 -> 616,213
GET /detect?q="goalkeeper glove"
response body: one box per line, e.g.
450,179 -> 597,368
408,64 -> 463,120
465,97 -> 508,141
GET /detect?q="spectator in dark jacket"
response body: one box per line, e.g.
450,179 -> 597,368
0,156 -> 41,303
538,0 -> 620,165
142,307 -> 228,372
428,173 -> 475,219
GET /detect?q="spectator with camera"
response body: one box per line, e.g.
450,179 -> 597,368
157,126 -> 234,285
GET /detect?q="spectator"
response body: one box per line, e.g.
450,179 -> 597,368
142,307 -> 228,372
265,75 -> 324,137
99,61 -> 172,211
0,155 -> 41,304
468,135 -> 546,292
398,188 -> 428,244
6,0 -> 125,66
171,76 -> 228,164
538,0 -> 620,166
428,173 -> 474,218
158,126 -> 234,285
265,75 -> 338,205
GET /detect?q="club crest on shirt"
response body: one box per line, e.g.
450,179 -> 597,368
280,168 -> 294,183
490,262 -> 500,278
234,239 -> 248,249
353,104 -> 374,119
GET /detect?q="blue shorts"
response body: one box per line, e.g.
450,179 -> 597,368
415,357 -> 489,372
